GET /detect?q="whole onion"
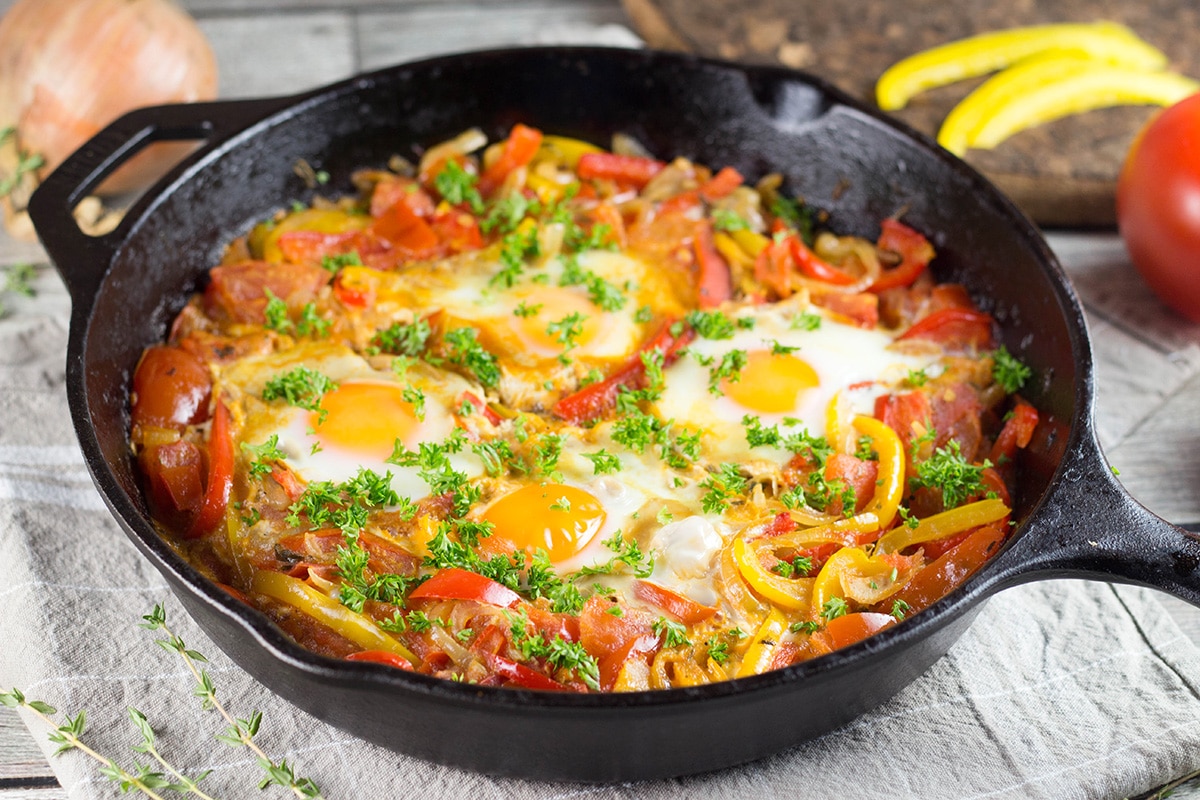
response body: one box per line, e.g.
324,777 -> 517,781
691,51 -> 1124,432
0,0 -> 218,196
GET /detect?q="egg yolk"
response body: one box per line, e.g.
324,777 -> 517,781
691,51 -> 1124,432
507,287 -> 603,357
307,381 -> 419,460
722,350 -> 820,413
480,483 -> 607,562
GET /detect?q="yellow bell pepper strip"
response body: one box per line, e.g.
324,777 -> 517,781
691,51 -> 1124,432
735,607 -> 789,678
851,415 -> 904,530
713,231 -> 755,270
969,66 -> 1199,151
535,135 -> 603,170
811,546 -> 903,617
768,512 -> 881,552
937,52 -> 1098,155
258,208 -> 371,263
732,537 -> 814,611
251,570 -> 419,664
730,228 -> 770,259
875,497 -> 1010,554
875,21 -> 1168,111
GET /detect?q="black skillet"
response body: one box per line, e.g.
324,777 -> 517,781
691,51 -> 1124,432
26,47 -> 1200,782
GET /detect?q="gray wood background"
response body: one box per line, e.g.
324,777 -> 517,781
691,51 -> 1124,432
1,1 -> 1198,798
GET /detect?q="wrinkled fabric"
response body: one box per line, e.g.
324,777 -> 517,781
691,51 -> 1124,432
2,272 -> 1200,800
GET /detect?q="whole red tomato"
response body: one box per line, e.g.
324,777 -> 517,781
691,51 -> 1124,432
1116,93 -> 1200,323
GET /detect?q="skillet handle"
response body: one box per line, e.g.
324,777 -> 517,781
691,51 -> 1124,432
982,427 -> 1200,607
28,98 -> 287,305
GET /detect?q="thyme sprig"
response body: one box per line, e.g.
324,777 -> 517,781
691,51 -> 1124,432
139,603 -> 325,798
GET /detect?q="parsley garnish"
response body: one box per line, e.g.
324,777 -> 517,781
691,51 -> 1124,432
582,450 -> 622,475
652,617 -> 691,648
433,160 -> 484,213
373,318 -> 431,356
790,311 -> 822,331
912,440 -> 990,509
711,208 -> 749,232
707,349 -> 748,394
699,462 -> 747,514
992,346 -> 1032,394
507,609 -> 600,689
820,597 -> 849,620
262,366 -> 337,418
321,251 -> 362,273
685,309 -> 737,340
241,435 -> 285,479
443,327 -> 501,388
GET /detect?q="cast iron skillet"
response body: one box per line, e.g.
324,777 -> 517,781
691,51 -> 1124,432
27,47 -> 1200,782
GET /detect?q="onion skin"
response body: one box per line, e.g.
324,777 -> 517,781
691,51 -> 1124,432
0,0 -> 218,195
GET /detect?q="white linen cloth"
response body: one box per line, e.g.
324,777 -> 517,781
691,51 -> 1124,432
2,262 -> 1200,800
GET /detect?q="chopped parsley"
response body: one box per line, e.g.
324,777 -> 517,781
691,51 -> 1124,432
911,440 -> 990,509
820,597 -> 849,620
707,349 -> 748,395
790,311 -> 822,331
443,327 -> 501,388
711,208 -> 749,232
992,346 -> 1032,394
321,251 -> 363,273
433,159 -> 484,213
685,309 -> 737,340
652,617 -> 691,648
241,435 -> 285,479
373,318 -> 431,357
699,462 -> 747,514
582,450 -> 622,475
507,609 -> 600,690
262,366 -> 337,419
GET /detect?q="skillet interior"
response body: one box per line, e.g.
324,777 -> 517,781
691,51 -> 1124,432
38,48 -> 1083,780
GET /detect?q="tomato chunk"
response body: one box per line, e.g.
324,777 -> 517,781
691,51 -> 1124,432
204,261 -> 330,324
693,220 -> 733,309
898,307 -> 994,350
132,346 -> 212,430
478,123 -> 543,196
820,612 -> 897,650
345,650 -> 414,670
868,219 -> 934,292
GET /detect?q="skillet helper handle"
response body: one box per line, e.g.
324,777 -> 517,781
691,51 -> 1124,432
985,427 -> 1200,607
28,98 -> 284,304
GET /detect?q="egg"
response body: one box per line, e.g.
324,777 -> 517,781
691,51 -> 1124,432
654,304 -> 939,464
228,342 -> 484,502
646,515 -> 729,606
476,474 -> 646,574
339,248 -> 690,378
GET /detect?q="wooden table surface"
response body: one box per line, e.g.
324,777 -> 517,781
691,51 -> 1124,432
1,1 -> 1198,798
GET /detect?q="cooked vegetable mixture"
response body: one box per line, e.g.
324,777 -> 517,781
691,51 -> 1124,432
129,124 -> 1038,691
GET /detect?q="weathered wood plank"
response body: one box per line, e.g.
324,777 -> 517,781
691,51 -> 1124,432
197,12 -> 357,98
0,710 -> 54,783
356,2 -> 636,71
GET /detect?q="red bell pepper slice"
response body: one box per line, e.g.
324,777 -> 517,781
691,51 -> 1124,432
988,400 -> 1040,466
345,650 -> 414,670
699,166 -> 744,201
485,653 -> 574,691
790,235 -> 858,285
693,220 -> 733,309
407,567 -> 521,609
478,123 -> 543,196
882,522 -> 1007,615
897,307 -> 995,349
631,580 -> 717,625
577,152 -> 666,189
458,391 -> 502,426
754,236 -> 795,298
552,319 -> 694,425
821,612 -> 897,650
185,400 -> 233,539
370,199 -> 440,254
868,219 -> 934,292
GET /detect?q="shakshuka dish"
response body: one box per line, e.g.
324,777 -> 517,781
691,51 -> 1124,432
129,124 -> 1038,692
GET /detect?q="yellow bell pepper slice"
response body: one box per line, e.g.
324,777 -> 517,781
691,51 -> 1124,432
732,537 -> 814,611
251,570 -> 419,664
730,228 -> 770,259
968,66 -> 1199,151
811,546 -> 885,616
937,52 -> 1096,155
875,22 -> 1167,111
713,232 -> 755,269
735,607 -> 789,678
875,497 -> 1010,554
851,416 -> 904,530
536,135 -> 603,169
258,208 -> 371,263
768,512 -> 880,551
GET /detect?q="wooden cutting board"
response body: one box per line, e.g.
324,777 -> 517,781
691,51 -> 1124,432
622,0 -> 1199,228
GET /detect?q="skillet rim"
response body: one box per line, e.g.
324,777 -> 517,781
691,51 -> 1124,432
44,45 -> 1090,711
